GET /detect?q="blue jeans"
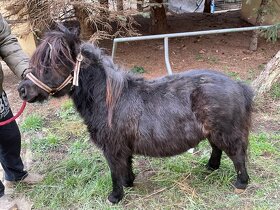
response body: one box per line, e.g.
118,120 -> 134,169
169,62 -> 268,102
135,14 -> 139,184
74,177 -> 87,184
0,92 -> 27,196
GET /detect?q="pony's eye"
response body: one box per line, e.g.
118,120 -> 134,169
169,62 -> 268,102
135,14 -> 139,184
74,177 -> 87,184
44,68 -> 50,75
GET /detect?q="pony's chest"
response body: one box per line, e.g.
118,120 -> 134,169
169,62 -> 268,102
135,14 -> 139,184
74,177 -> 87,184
86,123 -> 110,147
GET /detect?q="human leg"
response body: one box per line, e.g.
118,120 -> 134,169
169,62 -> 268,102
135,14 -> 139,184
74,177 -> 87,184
0,181 -> 4,197
0,92 -> 27,181
0,108 -> 27,181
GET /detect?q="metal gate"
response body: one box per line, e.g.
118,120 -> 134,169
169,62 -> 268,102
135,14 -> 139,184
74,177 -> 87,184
112,25 -> 272,75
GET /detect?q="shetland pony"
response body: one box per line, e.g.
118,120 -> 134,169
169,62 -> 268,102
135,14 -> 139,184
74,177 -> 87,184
18,25 -> 253,203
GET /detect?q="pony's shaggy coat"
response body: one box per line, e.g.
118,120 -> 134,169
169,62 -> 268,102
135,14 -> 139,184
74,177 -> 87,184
18,25 -> 254,204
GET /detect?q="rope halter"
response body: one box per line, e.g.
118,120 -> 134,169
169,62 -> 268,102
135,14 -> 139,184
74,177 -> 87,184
26,53 -> 84,95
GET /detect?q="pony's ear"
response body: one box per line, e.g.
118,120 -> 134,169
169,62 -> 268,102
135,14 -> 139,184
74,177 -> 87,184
49,21 -> 59,31
62,20 -> 81,38
48,21 -> 80,39
56,23 -> 69,33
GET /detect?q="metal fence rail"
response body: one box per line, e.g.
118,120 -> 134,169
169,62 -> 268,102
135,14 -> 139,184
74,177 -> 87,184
112,25 -> 273,75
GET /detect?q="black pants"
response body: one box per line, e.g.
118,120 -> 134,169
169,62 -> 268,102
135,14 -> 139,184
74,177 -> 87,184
0,92 -> 27,196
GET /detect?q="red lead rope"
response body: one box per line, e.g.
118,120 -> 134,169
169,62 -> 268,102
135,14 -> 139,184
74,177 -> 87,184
0,101 -> 27,126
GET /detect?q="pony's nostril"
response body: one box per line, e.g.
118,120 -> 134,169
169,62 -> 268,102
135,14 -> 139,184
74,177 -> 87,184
20,87 -> 27,97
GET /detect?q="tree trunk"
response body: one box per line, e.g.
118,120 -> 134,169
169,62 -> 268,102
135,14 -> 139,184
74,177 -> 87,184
73,5 -> 94,40
100,0 -> 109,15
150,0 -> 167,34
249,0 -> 269,51
204,0 -> 211,13
137,0 -> 144,12
116,0 -> 124,11
252,50 -> 280,98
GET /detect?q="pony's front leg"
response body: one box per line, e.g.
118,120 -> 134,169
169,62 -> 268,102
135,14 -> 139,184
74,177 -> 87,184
104,154 -> 126,204
122,155 -> 135,187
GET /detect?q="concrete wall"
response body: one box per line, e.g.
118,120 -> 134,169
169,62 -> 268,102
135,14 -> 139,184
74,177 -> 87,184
241,0 -> 280,25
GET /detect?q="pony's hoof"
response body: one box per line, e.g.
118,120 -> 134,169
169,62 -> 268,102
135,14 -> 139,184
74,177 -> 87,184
123,182 -> 134,187
234,188 -> 245,194
205,163 -> 220,171
108,192 -> 123,204
234,180 -> 248,190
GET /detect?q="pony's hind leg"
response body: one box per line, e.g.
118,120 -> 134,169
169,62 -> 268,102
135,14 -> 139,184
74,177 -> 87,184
227,149 -> 249,190
122,155 -> 135,187
221,136 -> 249,190
208,133 -> 249,191
206,142 -> 222,171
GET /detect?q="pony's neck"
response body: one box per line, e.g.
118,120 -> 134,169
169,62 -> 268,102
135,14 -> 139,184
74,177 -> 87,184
70,63 -> 108,118
69,46 -> 126,126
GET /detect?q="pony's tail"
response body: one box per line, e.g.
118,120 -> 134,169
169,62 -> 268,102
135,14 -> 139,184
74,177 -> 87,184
238,81 -> 254,158
238,81 -> 254,114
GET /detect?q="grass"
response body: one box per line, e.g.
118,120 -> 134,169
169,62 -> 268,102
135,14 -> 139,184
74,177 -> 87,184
207,56 -> 219,64
194,54 -> 219,64
20,113 -> 43,132
131,66 -> 145,74
226,71 -> 241,80
58,99 -> 80,120
270,82 -> 280,100
30,133 -> 61,153
17,101 -> 280,210
195,54 -> 204,61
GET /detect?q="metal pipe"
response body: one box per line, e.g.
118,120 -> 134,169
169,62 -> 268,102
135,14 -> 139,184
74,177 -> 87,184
113,25 -> 273,43
111,42 -> 117,58
164,37 -> 173,75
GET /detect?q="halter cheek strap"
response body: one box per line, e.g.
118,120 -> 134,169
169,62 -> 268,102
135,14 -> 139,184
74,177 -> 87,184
73,53 -> 83,86
26,53 -> 84,95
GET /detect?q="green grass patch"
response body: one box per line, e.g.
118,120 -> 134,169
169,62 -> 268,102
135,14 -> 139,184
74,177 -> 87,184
226,71 -> 241,80
58,99 -> 79,120
21,114 -> 43,132
207,56 -> 219,64
270,82 -> 280,100
28,141 -> 114,210
131,66 -> 145,74
61,99 -> 74,111
22,131 -> 280,209
195,53 -> 204,61
30,133 -> 61,153
249,133 -> 280,157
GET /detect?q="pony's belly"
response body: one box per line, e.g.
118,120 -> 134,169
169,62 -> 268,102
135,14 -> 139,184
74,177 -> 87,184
133,138 -> 202,157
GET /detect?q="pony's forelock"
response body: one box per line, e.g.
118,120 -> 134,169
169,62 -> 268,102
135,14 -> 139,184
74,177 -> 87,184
30,31 -> 77,78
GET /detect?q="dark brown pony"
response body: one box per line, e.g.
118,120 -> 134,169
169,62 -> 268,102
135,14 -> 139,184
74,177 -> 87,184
18,25 -> 254,204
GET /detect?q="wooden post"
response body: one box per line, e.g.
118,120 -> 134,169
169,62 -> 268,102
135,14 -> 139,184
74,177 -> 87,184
249,0 -> 269,51
150,0 -> 167,34
204,0 -> 211,13
116,0 -> 124,11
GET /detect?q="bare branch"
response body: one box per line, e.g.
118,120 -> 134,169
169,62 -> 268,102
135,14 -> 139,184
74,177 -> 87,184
3,0 -> 140,40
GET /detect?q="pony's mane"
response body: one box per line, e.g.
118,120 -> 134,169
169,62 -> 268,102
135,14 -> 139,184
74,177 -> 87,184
81,43 -> 127,126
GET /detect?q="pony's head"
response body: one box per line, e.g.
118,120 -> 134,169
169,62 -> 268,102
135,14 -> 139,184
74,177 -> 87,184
18,23 -> 81,102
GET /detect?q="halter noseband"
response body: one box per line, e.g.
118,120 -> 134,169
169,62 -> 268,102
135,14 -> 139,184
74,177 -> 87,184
26,53 -> 84,95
